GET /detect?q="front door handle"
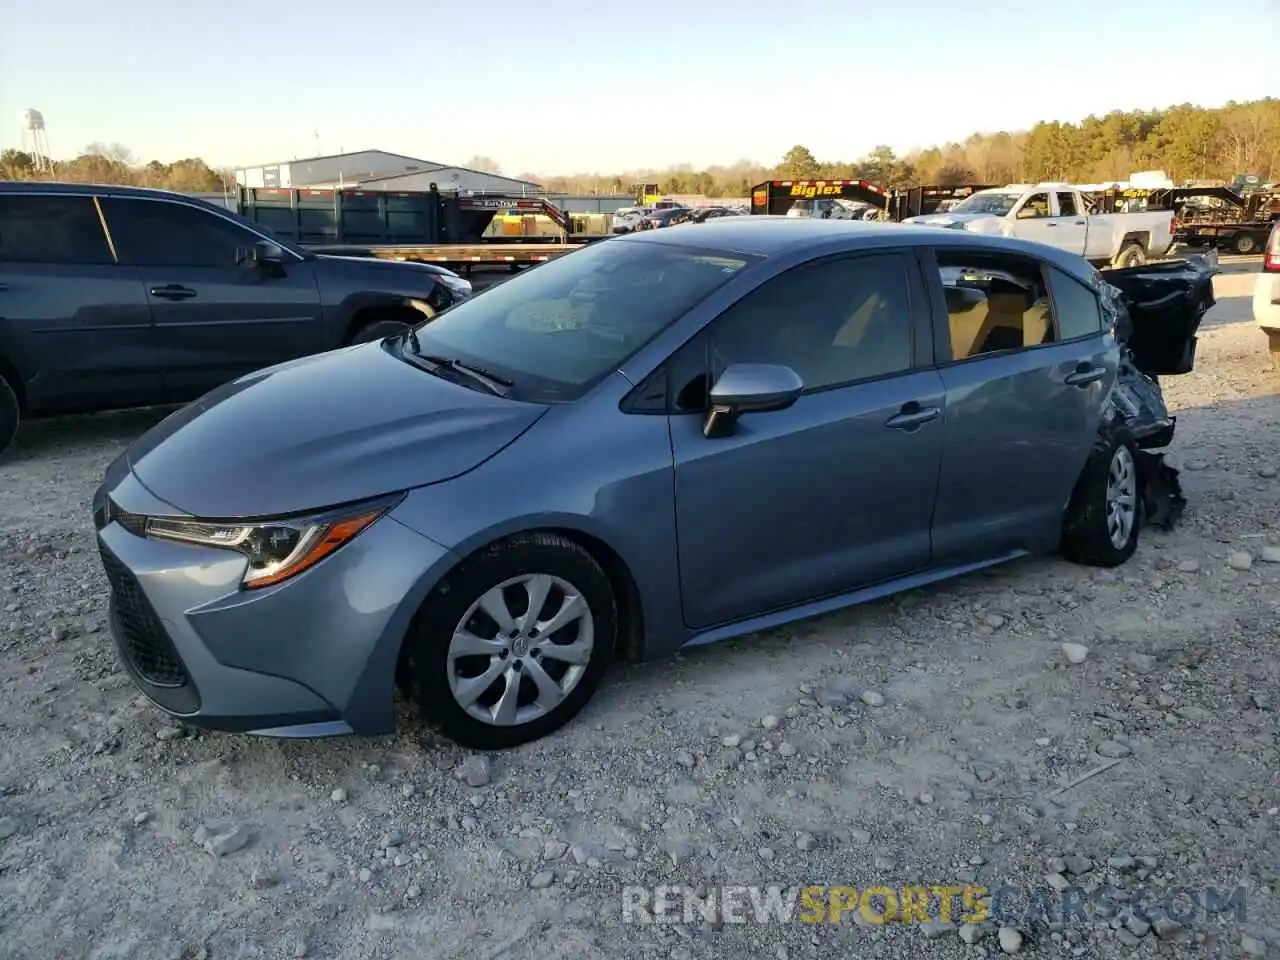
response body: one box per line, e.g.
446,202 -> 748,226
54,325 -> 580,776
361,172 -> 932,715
1074,220 -> 1086,225
1065,364 -> 1107,387
1045,222 -> 1058,227
149,285 -> 197,301
885,403 -> 941,431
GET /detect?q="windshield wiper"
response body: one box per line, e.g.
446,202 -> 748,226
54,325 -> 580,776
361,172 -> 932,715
418,354 -> 514,396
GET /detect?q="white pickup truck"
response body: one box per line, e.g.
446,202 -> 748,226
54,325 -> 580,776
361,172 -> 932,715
904,185 -> 1175,267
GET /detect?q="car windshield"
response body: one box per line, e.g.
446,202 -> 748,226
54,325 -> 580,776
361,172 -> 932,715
406,239 -> 754,402
950,192 -> 1020,215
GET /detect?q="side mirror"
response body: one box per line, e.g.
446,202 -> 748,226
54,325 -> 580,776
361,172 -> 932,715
238,240 -> 284,268
1015,206 -> 1040,220
703,362 -> 803,438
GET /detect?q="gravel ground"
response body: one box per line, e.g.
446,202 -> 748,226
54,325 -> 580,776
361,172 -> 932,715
0,268 -> 1277,960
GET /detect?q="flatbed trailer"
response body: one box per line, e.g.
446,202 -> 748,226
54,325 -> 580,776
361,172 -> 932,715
1088,185 -> 1280,255
750,179 -> 889,216
304,240 -> 595,273
887,183 -> 999,220
238,186 -> 607,270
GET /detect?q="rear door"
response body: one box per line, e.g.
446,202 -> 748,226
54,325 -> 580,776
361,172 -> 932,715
99,197 -> 325,403
666,250 -> 945,629
922,246 -> 1115,564
0,193 -> 159,413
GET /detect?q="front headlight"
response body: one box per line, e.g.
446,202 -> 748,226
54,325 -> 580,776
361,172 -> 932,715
141,498 -> 397,589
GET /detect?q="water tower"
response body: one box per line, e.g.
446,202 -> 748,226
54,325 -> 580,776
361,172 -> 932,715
20,109 -> 51,172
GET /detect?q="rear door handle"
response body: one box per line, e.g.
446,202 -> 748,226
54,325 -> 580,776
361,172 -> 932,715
1065,364 -> 1107,387
885,403 -> 941,431
149,285 -> 197,301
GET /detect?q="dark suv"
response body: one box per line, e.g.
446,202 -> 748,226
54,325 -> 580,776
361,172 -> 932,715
0,182 -> 474,456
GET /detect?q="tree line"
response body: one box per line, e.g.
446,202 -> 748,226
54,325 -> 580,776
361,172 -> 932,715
2,99 -> 1276,199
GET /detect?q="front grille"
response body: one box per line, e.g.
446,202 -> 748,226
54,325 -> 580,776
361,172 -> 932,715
99,545 -> 189,687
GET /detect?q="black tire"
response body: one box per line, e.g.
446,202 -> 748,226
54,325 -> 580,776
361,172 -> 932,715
400,532 -> 617,750
1112,242 -> 1147,269
1233,233 -> 1259,255
1060,425 -> 1142,567
350,319 -> 413,344
0,372 -> 18,459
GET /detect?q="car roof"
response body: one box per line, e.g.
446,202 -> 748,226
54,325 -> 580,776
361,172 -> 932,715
0,180 -> 206,203
616,215 -> 1100,283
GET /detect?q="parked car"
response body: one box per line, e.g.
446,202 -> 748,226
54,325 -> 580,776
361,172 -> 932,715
1254,219 -> 1280,371
904,185 -> 1175,268
92,219 -> 1211,749
611,206 -> 648,234
0,182 -> 473,458
637,207 -> 691,230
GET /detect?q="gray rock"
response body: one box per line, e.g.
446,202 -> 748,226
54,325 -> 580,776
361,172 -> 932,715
1125,915 -> 1150,938
1096,740 -> 1132,759
984,613 -> 1007,628
721,734 -> 742,748
1061,643 -> 1089,664
201,824 -> 251,857
543,840 -> 568,860
921,920 -> 957,940
1046,856 -> 1067,874
777,742 -> 797,758
1063,855 -> 1093,876
381,830 -> 403,848
0,817 -> 19,842
817,689 -> 849,709
959,921 -> 992,944
249,869 -> 277,889
461,755 -> 492,788
1046,873 -> 1071,891
795,832 -> 816,852
1260,546 -> 1280,564
1107,855 -> 1137,872
998,926 -> 1024,954
1115,929 -> 1141,948
1227,551 -> 1254,571
529,870 -> 555,889
850,828 -> 871,844
860,691 -> 885,708
330,788 -> 348,803
155,725 -> 184,741
1127,652 -> 1157,675
1240,932 -> 1268,956
1152,918 -> 1187,941
1176,558 -> 1200,573
675,750 -> 695,769
761,714 -> 779,730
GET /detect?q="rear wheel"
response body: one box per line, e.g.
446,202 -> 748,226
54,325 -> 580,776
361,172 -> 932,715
1060,426 -> 1142,567
1112,242 -> 1147,269
400,533 -> 616,749
0,372 -> 18,458
1233,233 -> 1259,255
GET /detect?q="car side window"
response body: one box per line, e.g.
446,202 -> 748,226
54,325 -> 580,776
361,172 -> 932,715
1047,267 -> 1103,340
101,198 -> 258,268
1056,192 -> 1078,217
1016,193 -> 1050,219
935,251 -> 1057,360
676,254 -> 914,407
0,196 -> 114,265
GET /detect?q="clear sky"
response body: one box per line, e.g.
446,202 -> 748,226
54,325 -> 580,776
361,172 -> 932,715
1,0 -> 1276,175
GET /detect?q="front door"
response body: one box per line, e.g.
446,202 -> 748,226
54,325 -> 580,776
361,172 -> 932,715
667,251 -> 945,629
99,197 -> 325,402
0,194 -> 160,413
922,247 -> 1116,563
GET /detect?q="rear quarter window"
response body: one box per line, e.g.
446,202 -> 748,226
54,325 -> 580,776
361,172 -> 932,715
0,196 -> 114,265
1047,267 -> 1104,340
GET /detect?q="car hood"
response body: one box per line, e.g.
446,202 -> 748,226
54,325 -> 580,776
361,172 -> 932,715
126,342 -> 546,519
312,253 -> 458,278
903,213 -> 996,228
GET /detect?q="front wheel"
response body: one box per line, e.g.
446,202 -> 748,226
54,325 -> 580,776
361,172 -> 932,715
1060,426 -> 1142,567
399,533 -> 616,749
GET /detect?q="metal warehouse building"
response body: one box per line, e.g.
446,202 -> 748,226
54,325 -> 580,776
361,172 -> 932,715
233,149 -> 542,196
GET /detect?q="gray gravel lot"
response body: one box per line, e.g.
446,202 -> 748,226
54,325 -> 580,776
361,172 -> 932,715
0,264 -> 1277,960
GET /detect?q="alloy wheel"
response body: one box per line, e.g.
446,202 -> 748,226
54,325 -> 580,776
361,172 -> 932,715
446,574 -> 595,727
1105,445 -> 1137,549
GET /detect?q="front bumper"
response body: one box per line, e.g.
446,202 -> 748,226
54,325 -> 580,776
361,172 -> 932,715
92,471 -> 455,737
